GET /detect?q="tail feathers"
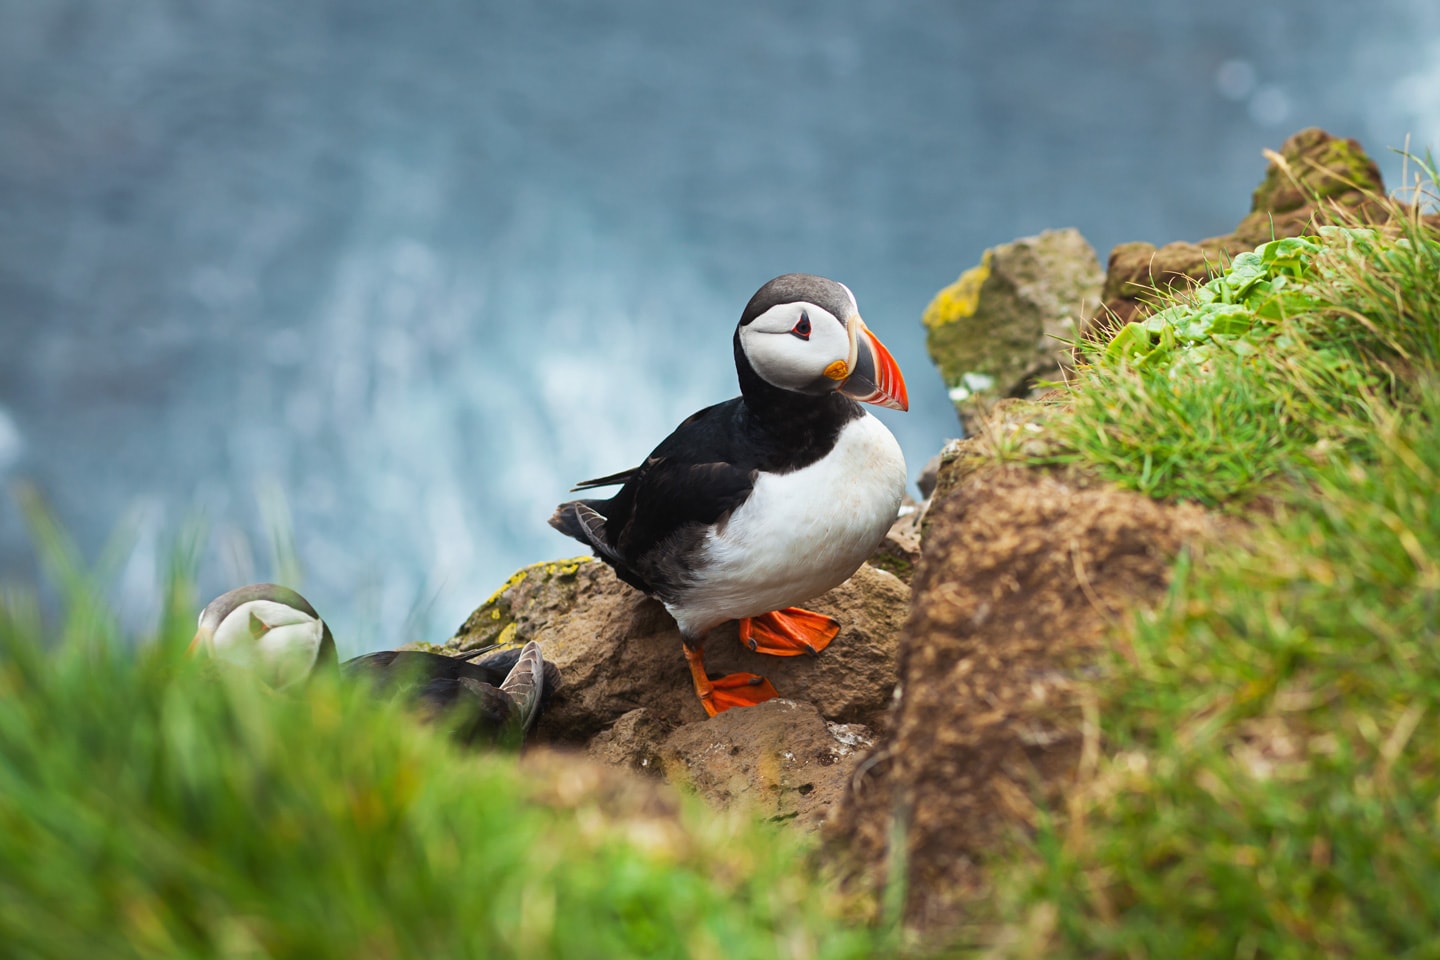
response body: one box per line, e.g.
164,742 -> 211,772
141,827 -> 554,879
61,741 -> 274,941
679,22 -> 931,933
548,499 -> 595,543
549,500 -> 626,569
569,465 -> 640,491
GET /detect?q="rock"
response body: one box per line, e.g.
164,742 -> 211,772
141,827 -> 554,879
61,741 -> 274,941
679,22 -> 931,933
443,557 -> 909,747
586,707 -> 676,774
1242,127 -> 1384,236
915,452 -> 943,501
657,698 -> 874,829
519,745 -> 689,839
923,228 -> 1103,432
449,556 -> 596,651
1081,128 -> 1388,344
870,509 -> 923,584
441,552 -> 908,835
826,464 -> 1222,934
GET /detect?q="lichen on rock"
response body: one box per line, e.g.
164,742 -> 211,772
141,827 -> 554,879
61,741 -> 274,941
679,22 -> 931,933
924,228 -> 1103,433
449,556 -> 595,651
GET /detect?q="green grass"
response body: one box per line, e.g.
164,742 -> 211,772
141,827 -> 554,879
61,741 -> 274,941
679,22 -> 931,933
0,511 -> 883,959
1044,171 -> 1440,505
996,163 -> 1440,955
1014,387 -> 1440,957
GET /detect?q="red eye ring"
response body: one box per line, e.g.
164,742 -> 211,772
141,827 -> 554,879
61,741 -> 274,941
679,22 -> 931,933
790,311 -> 811,340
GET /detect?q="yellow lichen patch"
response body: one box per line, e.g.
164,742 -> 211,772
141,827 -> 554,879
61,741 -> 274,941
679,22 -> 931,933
481,568 -> 530,610
494,622 -> 520,648
923,251 -> 992,328
543,557 -> 591,578
453,557 -> 597,649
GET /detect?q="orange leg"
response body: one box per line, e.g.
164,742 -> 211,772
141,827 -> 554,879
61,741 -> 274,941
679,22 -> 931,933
683,643 -> 779,718
738,607 -> 839,657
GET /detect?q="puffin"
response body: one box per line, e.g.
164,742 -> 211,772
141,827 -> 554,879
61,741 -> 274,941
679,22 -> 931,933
191,583 -> 558,745
549,274 -> 908,716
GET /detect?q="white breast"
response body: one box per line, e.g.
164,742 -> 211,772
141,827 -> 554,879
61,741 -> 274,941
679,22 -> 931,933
669,412 -> 906,636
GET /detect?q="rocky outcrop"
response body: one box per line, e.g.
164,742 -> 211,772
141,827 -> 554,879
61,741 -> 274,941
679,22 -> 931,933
446,557 -> 907,738
434,549 -> 911,814
923,228 -> 1104,432
1081,128 -> 1388,344
657,699 -> 873,830
821,125 -> 1396,939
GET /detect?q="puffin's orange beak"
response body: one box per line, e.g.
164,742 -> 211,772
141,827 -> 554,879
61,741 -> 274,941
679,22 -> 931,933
838,316 -> 909,411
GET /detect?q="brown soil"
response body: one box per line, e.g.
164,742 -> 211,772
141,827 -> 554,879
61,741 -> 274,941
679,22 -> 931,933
826,461 -> 1220,936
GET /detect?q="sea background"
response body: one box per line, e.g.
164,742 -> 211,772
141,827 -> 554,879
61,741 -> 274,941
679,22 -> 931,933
2,0 -> 1436,653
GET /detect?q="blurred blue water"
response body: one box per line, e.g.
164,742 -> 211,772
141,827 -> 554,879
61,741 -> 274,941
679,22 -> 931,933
1,1 -> 1437,652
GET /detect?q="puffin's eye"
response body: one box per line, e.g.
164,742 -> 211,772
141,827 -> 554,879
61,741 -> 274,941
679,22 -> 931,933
790,311 -> 811,341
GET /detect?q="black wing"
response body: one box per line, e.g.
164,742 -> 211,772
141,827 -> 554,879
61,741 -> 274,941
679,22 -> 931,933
343,647 -> 558,690
343,649 -> 513,687
343,645 -> 560,746
549,399 -> 759,598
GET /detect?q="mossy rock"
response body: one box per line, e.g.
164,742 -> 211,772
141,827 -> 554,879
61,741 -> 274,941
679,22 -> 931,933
924,228 -> 1102,432
1250,127 -> 1383,213
448,556 -> 595,650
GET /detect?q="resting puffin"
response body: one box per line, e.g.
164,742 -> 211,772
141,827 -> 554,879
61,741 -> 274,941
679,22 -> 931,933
191,583 -> 557,744
549,274 -> 907,716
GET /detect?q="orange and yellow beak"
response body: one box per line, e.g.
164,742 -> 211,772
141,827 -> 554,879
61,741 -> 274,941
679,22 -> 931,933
835,315 -> 909,411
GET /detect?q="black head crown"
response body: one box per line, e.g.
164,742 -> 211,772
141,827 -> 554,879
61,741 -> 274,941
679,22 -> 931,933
738,274 -> 857,329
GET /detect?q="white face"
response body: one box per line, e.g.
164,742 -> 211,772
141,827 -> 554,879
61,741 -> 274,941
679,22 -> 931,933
738,298 -> 854,394
203,598 -> 327,688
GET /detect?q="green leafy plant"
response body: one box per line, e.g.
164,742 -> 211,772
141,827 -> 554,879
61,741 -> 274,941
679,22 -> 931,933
1104,235 -> 1326,368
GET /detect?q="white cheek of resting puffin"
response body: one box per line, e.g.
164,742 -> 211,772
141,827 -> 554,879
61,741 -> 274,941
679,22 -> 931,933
191,583 -> 554,743
191,583 -> 337,691
549,273 -> 908,717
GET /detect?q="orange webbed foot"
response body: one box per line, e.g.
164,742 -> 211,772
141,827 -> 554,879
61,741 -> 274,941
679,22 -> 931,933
684,643 -> 780,717
738,607 -> 839,657
697,672 -> 780,717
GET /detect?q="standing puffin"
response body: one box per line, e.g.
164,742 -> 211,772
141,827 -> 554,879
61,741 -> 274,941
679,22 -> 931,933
549,274 -> 908,716
192,583 -> 557,745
